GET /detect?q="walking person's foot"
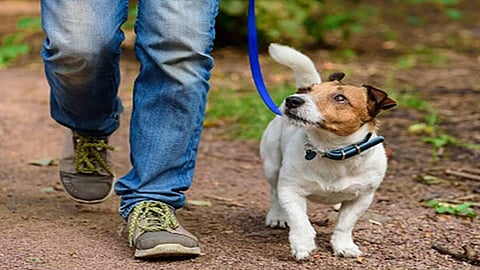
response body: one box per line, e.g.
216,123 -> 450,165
128,201 -> 201,259
59,131 -> 115,204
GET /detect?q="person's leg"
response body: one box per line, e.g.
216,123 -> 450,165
115,0 -> 218,217
114,0 -> 219,258
41,0 -> 128,203
41,0 -> 127,137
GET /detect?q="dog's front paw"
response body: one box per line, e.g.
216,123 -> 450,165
290,230 -> 316,261
331,238 -> 362,257
291,240 -> 316,261
292,249 -> 312,261
333,244 -> 362,257
266,207 -> 288,228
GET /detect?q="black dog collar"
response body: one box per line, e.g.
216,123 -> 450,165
304,133 -> 384,161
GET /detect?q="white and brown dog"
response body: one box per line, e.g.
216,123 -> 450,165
260,44 -> 396,261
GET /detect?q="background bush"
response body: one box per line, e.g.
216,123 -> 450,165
216,0 -> 370,48
215,0 -> 464,49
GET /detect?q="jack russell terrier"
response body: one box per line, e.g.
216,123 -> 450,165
260,44 -> 396,261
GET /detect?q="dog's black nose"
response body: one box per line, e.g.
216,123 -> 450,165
285,96 -> 305,108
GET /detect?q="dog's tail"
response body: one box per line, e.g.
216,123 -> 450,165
268,43 -> 321,89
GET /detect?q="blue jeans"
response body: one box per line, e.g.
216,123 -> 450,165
41,0 -> 219,218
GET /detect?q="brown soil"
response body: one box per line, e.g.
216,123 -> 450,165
1,1 -> 480,269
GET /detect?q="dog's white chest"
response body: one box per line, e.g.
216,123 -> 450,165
282,153 -> 383,205
305,182 -> 372,205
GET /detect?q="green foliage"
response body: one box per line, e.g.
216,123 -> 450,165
0,17 -> 41,68
0,34 -> 30,67
401,0 -> 463,21
206,85 -> 293,140
402,0 -> 458,5
395,47 -> 450,70
331,49 -> 358,61
216,0 -> 464,48
422,133 -> 457,149
413,103 -> 480,159
397,92 -> 433,112
217,0 -> 372,47
122,4 -> 138,30
16,17 -> 42,32
402,92 -> 480,160
427,199 -> 477,218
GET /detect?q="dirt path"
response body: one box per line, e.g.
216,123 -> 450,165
1,50 -> 479,270
1,1 -> 480,269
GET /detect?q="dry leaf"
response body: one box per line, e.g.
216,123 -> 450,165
187,200 -> 212,207
29,158 -> 55,167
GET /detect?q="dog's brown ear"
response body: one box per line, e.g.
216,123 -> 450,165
328,72 -> 345,82
363,84 -> 397,117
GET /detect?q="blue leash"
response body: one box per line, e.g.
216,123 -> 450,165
247,0 -> 282,115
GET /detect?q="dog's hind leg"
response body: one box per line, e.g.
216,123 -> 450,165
265,182 -> 288,228
262,146 -> 288,228
260,118 -> 288,228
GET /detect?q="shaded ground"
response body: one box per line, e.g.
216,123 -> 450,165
1,1 -> 480,269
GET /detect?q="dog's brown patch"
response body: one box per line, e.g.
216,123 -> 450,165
309,81 -> 395,136
297,86 -> 312,94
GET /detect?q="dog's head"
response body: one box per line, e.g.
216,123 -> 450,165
282,75 -> 396,136
268,43 -> 396,137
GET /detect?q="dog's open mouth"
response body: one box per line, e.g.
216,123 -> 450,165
285,111 -> 323,128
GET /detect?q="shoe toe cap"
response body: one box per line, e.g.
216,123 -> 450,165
60,171 -> 113,203
136,231 -> 199,250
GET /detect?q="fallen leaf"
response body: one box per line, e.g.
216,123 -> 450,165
29,158 -> 55,167
424,228 -> 432,238
408,123 -> 434,135
29,257 -> 42,263
416,174 -> 450,185
40,186 -> 55,193
368,219 -> 383,226
187,200 -> 212,207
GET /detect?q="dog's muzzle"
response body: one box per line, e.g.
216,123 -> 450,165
285,96 -> 305,109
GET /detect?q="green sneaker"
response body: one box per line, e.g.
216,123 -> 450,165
59,131 -> 115,204
128,201 -> 201,259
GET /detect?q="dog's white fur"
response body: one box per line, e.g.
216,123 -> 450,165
260,43 -> 394,260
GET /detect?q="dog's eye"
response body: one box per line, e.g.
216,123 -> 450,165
333,94 -> 348,103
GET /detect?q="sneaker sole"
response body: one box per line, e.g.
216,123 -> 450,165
134,244 -> 201,259
59,172 -> 115,204
63,184 -> 114,204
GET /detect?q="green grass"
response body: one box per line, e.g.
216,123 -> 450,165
205,84 -> 294,140
427,199 -> 477,218
398,91 -> 480,160
0,34 -> 30,68
394,47 -> 450,70
0,16 -> 41,68
395,92 -> 434,112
